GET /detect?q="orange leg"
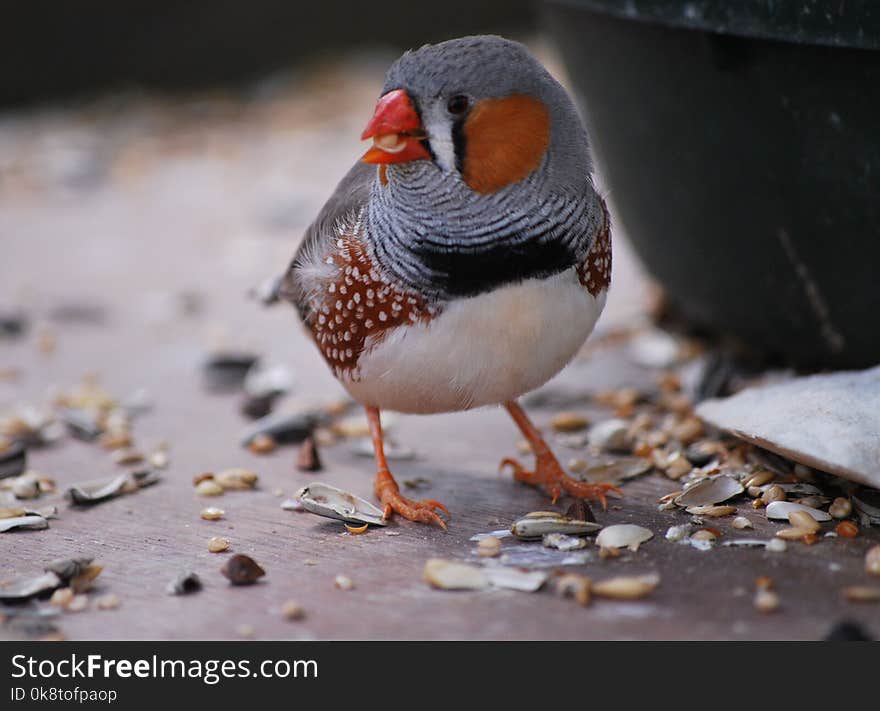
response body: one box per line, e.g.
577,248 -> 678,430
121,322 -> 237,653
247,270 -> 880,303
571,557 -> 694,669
501,400 -> 621,509
366,406 -> 449,530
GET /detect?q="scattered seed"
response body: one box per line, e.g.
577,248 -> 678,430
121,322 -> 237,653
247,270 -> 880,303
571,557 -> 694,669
691,529 -> 717,542
754,589 -> 780,613
755,576 -> 773,590
543,532 -> 588,551
296,482 -> 387,527
592,573 -> 660,600
555,574 -> 591,606
766,538 -> 787,553
344,523 -> 368,535
761,485 -> 786,504
166,571 -> 202,595
193,472 -> 214,486
70,564 -> 103,594
195,479 -> 224,497
866,546 -> 880,577
201,507 -> 225,521
744,470 -> 775,488
241,394 -> 276,420
551,412 -> 589,433
516,439 -> 532,454
221,555 -> 265,585
732,516 -> 753,530
828,497 -> 852,519
334,574 -> 355,591
775,526 -> 814,540
842,586 -> 880,603
595,524 -> 653,550
248,433 -> 277,455
281,600 -> 306,621
241,410 -> 320,447
788,510 -> 821,534
664,453 -> 692,480
67,595 -> 89,612
99,431 -> 132,451
112,448 -> 144,466
96,594 -> 120,610
148,451 -> 169,469
565,499 -> 595,523
674,475 -> 743,507
208,536 -> 230,552
215,468 -> 258,490
764,501 -> 831,522
49,587 -> 74,608
423,559 -> 488,590
237,624 -> 255,637
477,536 -> 502,557
296,437 -> 322,471
512,511 -> 601,540
836,521 -> 859,539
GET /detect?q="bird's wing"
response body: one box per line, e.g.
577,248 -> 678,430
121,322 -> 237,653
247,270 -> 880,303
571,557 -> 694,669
279,160 -> 375,322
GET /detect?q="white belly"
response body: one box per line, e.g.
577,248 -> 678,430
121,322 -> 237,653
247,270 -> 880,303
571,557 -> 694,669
342,268 -> 606,414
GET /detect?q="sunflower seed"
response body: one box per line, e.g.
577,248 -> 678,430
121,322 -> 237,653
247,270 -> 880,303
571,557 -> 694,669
423,559 -> 488,590
595,524 -> 653,549
208,536 -> 230,552
555,574 -> 591,605
593,573 -> 660,600
829,497 -> 852,520
674,475 -> 743,507
296,482 -> 387,526
166,571 -> 202,595
220,555 -> 265,585
765,501 -> 831,522
511,511 -> 601,540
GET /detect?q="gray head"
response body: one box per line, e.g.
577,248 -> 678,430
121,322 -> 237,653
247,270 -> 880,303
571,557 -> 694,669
362,35 -> 592,198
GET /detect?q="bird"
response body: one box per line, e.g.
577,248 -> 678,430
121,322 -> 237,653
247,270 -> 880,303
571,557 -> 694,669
280,35 -> 618,529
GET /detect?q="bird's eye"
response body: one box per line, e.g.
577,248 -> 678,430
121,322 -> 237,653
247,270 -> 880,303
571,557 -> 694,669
446,95 -> 470,115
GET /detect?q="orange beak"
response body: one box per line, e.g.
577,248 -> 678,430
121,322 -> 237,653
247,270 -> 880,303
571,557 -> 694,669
361,89 -> 431,164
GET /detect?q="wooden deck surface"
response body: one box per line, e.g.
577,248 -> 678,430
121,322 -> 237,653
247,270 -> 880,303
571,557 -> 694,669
1,49 -> 877,640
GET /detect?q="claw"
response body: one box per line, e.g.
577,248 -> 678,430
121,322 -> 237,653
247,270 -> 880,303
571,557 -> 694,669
501,453 -> 621,510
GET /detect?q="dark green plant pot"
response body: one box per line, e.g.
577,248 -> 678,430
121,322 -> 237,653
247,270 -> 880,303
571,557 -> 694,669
546,0 -> 880,368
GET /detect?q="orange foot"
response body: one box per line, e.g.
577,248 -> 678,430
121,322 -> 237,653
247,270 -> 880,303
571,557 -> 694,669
500,454 -> 621,509
375,469 -> 449,530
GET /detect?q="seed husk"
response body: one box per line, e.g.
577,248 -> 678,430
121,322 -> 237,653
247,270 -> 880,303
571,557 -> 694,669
766,538 -> 787,553
148,451 -> 169,469
296,437 -> 322,472
764,501 -> 831,522
565,499 -> 595,523
511,511 -> 601,540
691,529 -> 717,542
99,431 -> 132,451
477,536 -> 502,557
200,507 -> 225,521
296,482 -> 387,526
835,521 -> 859,539
744,470 -> 775,488
788,510 -> 821,534
542,532 -> 589,551
0,571 -> 62,602
0,514 -> 49,532
68,469 -> 158,505
592,573 -> 660,600
685,505 -> 737,517
866,545 -> 880,577
732,516 -> 753,530
485,567 -> 548,592
195,479 -> 224,497
241,410 -> 322,447
70,564 -> 103,594
67,595 -> 89,612
203,352 -> 259,392
46,557 -> 93,581
423,559 -> 488,590
595,524 -> 653,550
281,600 -> 306,621
220,554 -> 265,585
215,468 -> 258,490
551,412 -> 589,433
842,586 -> 880,603
664,452 -> 692,480
208,536 -> 230,553
248,433 -> 277,455
556,574 -> 591,606
112,448 -> 144,466
166,571 -> 202,596
674,475 -> 743,508
754,589 -> 780,613
828,497 -> 852,519
334,574 -> 355,591
344,523 -> 368,535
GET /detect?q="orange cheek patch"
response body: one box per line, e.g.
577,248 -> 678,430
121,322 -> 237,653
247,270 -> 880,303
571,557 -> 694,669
462,94 -> 551,194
